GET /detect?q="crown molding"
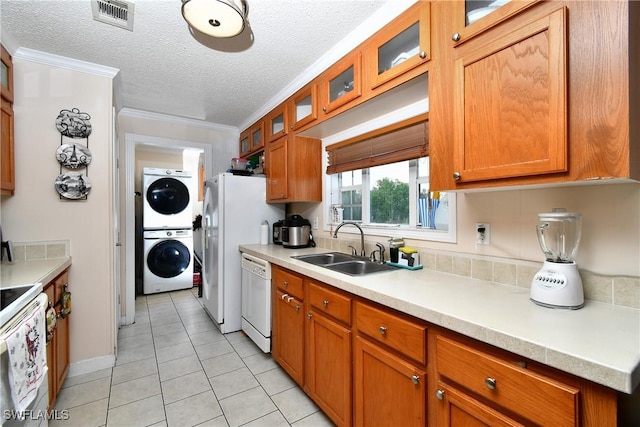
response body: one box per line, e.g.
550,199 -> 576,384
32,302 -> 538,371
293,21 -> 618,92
119,107 -> 239,135
13,47 -> 120,79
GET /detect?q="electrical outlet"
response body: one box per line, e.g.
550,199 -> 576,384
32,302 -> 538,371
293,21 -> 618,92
312,217 -> 319,230
476,223 -> 491,245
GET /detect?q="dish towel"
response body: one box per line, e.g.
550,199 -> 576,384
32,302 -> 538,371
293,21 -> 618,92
1,302 -> 48,416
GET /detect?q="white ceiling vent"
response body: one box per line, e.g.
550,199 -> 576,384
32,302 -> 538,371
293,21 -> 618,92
92,0 -> 135,31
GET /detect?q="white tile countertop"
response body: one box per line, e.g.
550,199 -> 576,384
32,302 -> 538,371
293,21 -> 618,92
1,257 -> 72,288
240,244 -> 640,394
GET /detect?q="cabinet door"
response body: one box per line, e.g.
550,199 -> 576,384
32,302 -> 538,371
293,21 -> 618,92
266,104 -> 288,143
452,7 -> 568,183
452,0 -> 541,45
1,98 -> 15,195
289,83 -> 318,131
434,382 -> 524,427
250,121 -> 264,152
353,336 -> 426,427
266,137 -> 287,201
53,272 -> 70,395
239,131 -> 250,157
367,1 -> 430,90
273,289 -> 305,385
321,51 -> 362,115
44,284 -> 56,409
1,45 -> 13,102
306,310 -> 352,427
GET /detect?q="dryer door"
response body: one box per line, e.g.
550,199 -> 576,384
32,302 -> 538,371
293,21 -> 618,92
146,177 -> 190,215
147,240 -> 191,278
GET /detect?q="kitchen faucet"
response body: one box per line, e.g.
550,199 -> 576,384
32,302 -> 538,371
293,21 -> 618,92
333,222 -> 366,257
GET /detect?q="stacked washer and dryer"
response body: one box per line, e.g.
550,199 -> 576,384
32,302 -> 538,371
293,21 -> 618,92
142,168 -> 194,295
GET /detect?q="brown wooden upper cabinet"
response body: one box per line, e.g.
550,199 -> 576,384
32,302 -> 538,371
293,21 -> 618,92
451,7 -> 568,183
365,0 -> 431,90
266,103 -> 289,143
319,50 -> 362,115
239,130 -> 250,157
1,44 -> 15,196
288,82 -> 318,132
451,0 -> 541,46
239,120 -> 265,157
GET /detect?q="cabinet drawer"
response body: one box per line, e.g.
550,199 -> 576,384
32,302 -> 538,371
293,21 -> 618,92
436,335 -> 579,426
273,267 -> 304,299
355,301 -> 426,365
308,281 -> 351,325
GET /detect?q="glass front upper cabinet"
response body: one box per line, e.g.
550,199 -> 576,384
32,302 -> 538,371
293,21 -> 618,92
453,0 -> 540,44
1,45 -> 13,101
289,83 -> 317,131
321,51 -> 362,115
250,121 -> 264,152
367,1 -> 430,89
239,132 -> 250,157
266,104 -> 288,143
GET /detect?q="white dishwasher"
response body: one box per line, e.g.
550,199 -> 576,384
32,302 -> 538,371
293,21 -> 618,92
241,253 -> 272,353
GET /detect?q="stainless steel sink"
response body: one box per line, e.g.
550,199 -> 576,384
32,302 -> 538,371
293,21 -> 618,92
292,252 -> 356,265
324,260 -> 395,276
292,252 -> 395,276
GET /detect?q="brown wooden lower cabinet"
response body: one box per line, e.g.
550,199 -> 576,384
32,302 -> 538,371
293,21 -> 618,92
44,269 -> 70,409
270,265 -> 619,426
306,309 -> 352,426
353,335 -> 426,427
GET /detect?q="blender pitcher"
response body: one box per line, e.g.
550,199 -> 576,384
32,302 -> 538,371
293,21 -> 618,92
536,212 -> 582,263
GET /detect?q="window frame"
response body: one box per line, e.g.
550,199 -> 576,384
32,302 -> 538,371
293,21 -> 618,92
325,158 -> 457,243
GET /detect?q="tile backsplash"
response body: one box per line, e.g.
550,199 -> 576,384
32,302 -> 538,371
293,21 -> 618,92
9,240 -> 70,262
314,236 -> 640,310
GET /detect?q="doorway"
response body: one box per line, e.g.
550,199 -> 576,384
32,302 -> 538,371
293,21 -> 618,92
124,133 -> 213,325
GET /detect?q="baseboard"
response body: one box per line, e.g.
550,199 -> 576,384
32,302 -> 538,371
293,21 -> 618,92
66,354 -> 116,378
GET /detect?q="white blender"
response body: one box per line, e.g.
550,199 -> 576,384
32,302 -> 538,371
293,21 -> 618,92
530,210 -> 584,309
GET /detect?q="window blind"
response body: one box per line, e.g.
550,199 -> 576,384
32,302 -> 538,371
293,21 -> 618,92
325,114 -> 429,174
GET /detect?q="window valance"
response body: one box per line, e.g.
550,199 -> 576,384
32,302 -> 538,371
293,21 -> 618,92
325,113 -> 429,174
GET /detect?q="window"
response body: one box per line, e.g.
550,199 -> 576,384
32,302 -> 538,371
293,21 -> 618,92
325,114 -> 456,243
328,157 -> 456,242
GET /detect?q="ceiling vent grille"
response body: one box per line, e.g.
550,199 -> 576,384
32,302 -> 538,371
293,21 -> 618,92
91,0 -> 135,31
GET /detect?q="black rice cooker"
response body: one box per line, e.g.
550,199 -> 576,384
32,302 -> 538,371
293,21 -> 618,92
281,214 -> 315,248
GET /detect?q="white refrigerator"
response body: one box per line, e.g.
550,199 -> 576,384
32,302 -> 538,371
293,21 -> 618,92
201,173 -> 285,333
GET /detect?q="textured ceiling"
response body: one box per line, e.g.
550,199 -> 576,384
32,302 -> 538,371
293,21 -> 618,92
1,0 -> 401,129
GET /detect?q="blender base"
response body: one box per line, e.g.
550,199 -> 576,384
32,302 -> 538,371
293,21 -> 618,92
530,261 -> 584,309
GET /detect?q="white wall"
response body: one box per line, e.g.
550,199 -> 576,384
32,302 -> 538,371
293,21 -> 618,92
1,56 -> 116,366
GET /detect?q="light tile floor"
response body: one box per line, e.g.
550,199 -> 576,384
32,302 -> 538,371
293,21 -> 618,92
50,288 -> 334,427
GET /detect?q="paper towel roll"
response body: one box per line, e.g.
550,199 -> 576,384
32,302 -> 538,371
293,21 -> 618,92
260,221 -> 269,245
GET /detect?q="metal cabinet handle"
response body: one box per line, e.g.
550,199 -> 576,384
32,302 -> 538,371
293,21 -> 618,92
453,171 -> 461,181
485,377 -> 497,390
379,326 -> 387,335
411,375 -> 420,385
283,281 -> 288,287
419,51 -> 426,59
294,304 -> 300,311
307,313 -> 312,319
322,300 -> 329,308
435,389 -> 445,400
452,32 -> 461,42
287,297 -> 294,303
322,106 -> 327,113
281,293 -> 289,300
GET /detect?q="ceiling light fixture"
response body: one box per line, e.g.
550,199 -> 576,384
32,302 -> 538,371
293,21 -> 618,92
181,0 -> 249,38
